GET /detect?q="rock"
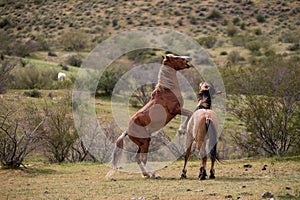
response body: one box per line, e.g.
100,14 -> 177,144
261,191 -> 274,198
195,189 -> 204,192
186,189 -> 192,192
225,194 -> 233,199
243,164 -> 252,168
285,186 -> 291,190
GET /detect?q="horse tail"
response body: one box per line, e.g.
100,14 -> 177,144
106,132 -> 127,178
206,119 -> 219,162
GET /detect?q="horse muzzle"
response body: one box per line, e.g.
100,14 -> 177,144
186,61 -> 194,68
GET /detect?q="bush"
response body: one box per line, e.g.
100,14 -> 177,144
60,30 -> 89,51
42,97 -> 78,163
227,51 -> 242,64
66,54 -> 83,67
0,100 -> 45,168
207,9 -> 222,20
256,14 -> 266,23
0,59 -> 16,94
197,36 -> 217,49
225,56 -> 300,156
10,64 -> 58,89
23,89 -> 42,98
227,25 -> 238,37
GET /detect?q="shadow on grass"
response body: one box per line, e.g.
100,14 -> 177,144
1,166 -> 57,176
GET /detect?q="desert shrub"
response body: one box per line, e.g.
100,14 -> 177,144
227,51 -> 242,64
226,56 -> 300,156
10,64 -> 58,89
66,54 -> 83,67
232,17 -> 240,25
23,89 -> 42,98
220,51 -> 227,56
279,30 -> 300,43
256,14 -> 266,23
0,59 -> 16,94
60,30 -> 89,51
0,100 -> 46,168
207,8 -> 222,20
288,43 -> 300,51
227,25 -> 238,37
197,36 -> 217,49
246,40 -> 262,54
254,28 -> 262,35
42,97 -> 78,163
231,34 -> 247,47
97,67 -> 122,96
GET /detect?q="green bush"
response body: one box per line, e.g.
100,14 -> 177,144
227,25 -> 238,37
23,89 -> 42,98
256,14 -> 266,23
60,30 -> 89,51
9,64 -> 58,89
66,54 -> 83,67
197,36 -> 217,49
207,8 -> 222,20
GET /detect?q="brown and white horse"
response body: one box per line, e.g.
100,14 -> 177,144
107,54 -> 193,178
180,104 -> 219,180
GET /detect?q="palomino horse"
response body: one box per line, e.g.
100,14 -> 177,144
106,54 -> 193,178
180,83 -> 219,180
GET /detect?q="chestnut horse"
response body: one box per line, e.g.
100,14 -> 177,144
106,54 -> 193,178
180,106 -> 219,180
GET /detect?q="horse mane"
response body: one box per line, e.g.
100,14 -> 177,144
151,64 -> 179,97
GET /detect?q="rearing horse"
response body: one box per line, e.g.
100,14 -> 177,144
107,54 -> 193,178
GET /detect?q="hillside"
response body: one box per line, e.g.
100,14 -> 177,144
1,0 -> 299,59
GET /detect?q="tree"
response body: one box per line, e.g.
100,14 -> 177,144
224,55 -> 300,156
0,59 -> 16,94
42,97 -> 78,163
0,100 -> 45,168
60,30 -> 89,51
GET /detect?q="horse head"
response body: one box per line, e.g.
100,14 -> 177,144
199,82 -> 217,97
162,54 -> 193,70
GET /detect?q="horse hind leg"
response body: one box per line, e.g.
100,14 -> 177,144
199,156 -> 208,180
180,143 -> 192,179
134,137 -> 155,178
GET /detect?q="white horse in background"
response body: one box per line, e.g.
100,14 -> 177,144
58,72 -> 66,81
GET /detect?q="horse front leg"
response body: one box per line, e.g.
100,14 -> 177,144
178,108 -> 193,135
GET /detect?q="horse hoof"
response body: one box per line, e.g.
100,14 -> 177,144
199,176 -> 206,180
153,174 -> 161,179
209,175 -> 215,179
142,173 -> 151,178
180,174 -> 187,179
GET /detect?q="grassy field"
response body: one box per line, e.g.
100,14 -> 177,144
1,157 -> 300,200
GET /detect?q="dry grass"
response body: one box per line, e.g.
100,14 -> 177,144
1,158 -> 299,200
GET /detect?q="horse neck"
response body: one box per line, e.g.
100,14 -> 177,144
157,64 -> 180,93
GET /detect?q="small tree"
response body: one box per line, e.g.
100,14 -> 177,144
60,30 -> 89,51
43,97 -> 78,163
0,101 -> 45,168
226,56 -> 300,156
0,59 -> 16,94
